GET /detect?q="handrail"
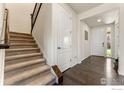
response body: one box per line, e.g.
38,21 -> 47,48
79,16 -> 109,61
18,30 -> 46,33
31,3 -> 42,33
0,9 -> 10,49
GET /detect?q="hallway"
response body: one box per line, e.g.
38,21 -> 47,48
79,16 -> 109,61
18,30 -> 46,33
63,56 -> 124,85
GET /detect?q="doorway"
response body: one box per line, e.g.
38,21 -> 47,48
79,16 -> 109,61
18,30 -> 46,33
91,26 -> 106,57
80,9 -> 119,59
106,29 -> 112,57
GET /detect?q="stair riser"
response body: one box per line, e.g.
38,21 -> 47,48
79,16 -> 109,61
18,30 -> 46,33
10,40 -> 35,43
5,62 -> 46,72
10,45 -> 37,49
10,33 -> 31,37
10,33 -> 32,37
10,36 -> 33,39
10,37 -> 34,39
5,55 -> 43,65
6,49 -> 40,56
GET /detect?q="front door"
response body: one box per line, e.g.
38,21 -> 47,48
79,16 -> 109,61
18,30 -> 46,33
91,27 -> 106,56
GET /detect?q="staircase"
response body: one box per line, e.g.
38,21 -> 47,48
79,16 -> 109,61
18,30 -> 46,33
4,32 -> 56,85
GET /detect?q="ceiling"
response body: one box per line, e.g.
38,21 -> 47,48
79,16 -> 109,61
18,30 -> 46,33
83,9 -> 119,28
68,3 -> 103,14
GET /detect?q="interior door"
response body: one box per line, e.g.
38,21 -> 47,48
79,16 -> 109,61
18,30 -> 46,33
91,27 -> 106,56
57,6 -> 72,72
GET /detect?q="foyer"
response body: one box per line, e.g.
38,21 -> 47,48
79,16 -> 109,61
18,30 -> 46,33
0,3 -> 124,85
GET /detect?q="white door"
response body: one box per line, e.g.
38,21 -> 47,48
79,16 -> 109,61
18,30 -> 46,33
91,27 -> 106,56
57,6 -> 72,72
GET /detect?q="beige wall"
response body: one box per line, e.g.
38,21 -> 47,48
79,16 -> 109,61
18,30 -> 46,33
5,3 -> 35,34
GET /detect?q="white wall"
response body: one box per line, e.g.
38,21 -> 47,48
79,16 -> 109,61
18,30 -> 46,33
52,3 -> 78,67
0,3 -> 5,85
0,3 -> 4,39
0,49 -> 5,85
79,21 -> 91,61
33,3 -> 78,67
111,24 -> 115,58
32,4 -> 53,65
118,4 -> 124,76
114,15 -> 119,59
5,3 -> 34,34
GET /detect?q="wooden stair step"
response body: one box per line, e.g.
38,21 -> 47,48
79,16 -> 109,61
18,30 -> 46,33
6,48 -> 41,56
5,53 -> 42,61
10,34 -> 33,39
10,32 -> 31,36
29,73 -> 55,85
4,65 -> 50,85
9,43 -> 37,48
6,55 -> 42,65
19,72 -> 56,85
10,43 -> 36,46
5,58 -> 45,72
6,48 -> 40,52
10,38 -> 34,41
10,38 -> 35,43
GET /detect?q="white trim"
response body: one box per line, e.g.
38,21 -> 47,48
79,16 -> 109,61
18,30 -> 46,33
0,49 -> 5,85
118,70 -> 124,76
78,4 -> 119,20
51,67 -> 58,84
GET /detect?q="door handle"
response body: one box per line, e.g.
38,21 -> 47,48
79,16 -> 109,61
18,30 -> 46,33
102,42 -> 104,47
57,47 -> 61,49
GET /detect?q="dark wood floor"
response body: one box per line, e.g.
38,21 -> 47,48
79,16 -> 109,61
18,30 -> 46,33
62,56 -> 124,85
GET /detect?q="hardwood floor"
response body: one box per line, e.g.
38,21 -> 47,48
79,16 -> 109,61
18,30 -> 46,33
62,56 -> 124,85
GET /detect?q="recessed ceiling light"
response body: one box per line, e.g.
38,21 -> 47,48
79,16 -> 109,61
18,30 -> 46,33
97,19 -> 102,22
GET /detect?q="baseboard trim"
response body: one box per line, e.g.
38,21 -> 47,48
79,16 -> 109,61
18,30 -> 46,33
118,70 -> 124,76
91,55 -> 105,58
80,56 -> 91,63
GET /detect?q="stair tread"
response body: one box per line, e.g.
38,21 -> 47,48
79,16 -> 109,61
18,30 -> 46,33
10,34 -> 33,38
10,43 -> 36,45
6,53 -> 42,61
5,58 -> 45,72
6,48 -> 39,52
10,38 -> 34,41
5,65 -> 50,85
10,32 -> 31,36
25,73 -> 55,85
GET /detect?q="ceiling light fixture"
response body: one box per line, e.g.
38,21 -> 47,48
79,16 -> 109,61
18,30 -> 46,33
97,19 -> 101,22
